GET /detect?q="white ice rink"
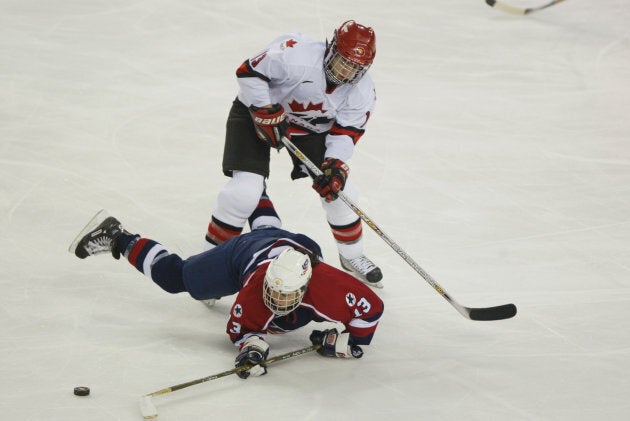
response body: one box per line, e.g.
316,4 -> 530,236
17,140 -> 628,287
2,0 -> 630,420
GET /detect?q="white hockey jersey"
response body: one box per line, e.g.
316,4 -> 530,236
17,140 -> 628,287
235,32 -> 376,161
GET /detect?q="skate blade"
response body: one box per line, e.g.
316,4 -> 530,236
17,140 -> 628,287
68,209 -> 110,255
344,269 -> 384,289
362,279 -> 383,289
200,299 -> 217,309
340,260 -> 384,289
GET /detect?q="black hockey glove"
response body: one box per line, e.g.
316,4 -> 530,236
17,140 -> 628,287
309,329 -> 364,359
234,337 -> 270,379
249,103 -> 289,150
312,158 -> 349,202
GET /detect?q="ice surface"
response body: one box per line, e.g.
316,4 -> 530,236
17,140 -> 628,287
1,0 -> 629,420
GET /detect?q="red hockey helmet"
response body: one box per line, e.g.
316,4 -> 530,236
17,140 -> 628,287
325,20 -> 376,85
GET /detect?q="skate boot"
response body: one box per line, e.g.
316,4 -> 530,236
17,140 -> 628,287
69,210 -> 127,259
339,254 -> 383,289
201,298 -> 219,308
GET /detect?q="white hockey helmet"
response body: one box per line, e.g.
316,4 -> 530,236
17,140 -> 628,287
263,248 -> 312,316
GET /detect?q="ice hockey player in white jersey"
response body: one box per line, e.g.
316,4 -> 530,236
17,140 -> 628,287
205,20 -> 383,288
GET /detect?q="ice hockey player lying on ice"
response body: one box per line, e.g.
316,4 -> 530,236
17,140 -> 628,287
69,205 -> 384,379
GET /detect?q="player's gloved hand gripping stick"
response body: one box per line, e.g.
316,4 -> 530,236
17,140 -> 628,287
281,136 -> 517,322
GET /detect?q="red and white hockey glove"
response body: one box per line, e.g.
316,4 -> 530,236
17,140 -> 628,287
312,158 -> 349,202
249,103 -> 288,150
309,329 -> 363,359
234,336 -> 270,379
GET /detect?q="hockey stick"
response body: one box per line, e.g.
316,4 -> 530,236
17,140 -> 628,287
139,344 -> 320,419
485,0 -> 567,15
281,136 -> 516,321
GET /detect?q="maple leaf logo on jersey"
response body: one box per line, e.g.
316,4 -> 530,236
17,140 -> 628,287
279,39 -> 297,50
287,100 -> 332,126
288,100 -> 325,113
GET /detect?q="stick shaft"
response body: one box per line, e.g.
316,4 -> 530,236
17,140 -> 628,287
146,344 -> 320,397
281,138 -> 460,306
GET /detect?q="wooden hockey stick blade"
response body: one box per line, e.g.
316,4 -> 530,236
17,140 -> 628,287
485,0 -> 567,15
468,303 -> 517,321
485,0 -> 524,15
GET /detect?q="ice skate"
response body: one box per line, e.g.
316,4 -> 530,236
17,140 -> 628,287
69,210 -> 126,259
201,298 -> 218,308
339,254 -> 383,289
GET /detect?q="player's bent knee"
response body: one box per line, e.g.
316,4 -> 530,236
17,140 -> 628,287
216,172 -> 266,222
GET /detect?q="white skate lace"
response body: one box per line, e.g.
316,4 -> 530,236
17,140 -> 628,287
345,255 -> 377,275
84,237 -> 112,256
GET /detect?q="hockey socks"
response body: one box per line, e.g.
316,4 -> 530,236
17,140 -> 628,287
117,234 -> 187,294
206,216 -> 243,246
207,190 -> 282,246
248,189 -> 282,230
329,218 -> 362,245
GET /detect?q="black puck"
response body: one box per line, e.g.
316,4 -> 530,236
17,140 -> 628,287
74,386 -> 90,396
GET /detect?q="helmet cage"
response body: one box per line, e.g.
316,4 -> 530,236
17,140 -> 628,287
263,281 -> 307,316
325,45 -> 370,85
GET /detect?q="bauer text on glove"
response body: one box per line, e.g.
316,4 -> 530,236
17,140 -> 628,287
249,103 -> 289,149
